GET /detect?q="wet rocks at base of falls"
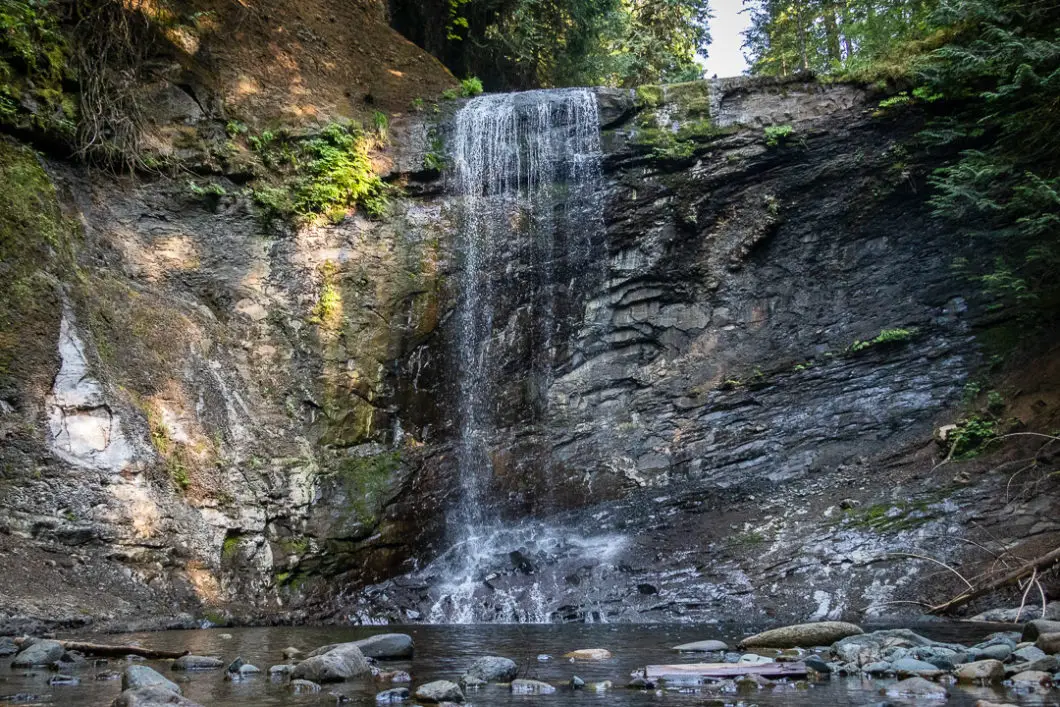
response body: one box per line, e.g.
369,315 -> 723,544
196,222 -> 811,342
10,639 -> 65,667
955,659 -> 1006,683
111,686 -> 204,707
673,639 -> 731,652
375,687 -> 410,703
306,633 -> 414,660
459,656 -> 517,686
291,643 -> 371,683
122,666 -> 181,695
414,679 -> 464,703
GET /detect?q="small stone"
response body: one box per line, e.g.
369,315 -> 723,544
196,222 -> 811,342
805,655 -> 832,674
96,671 -> 122,681
884,676 -> 947,698
739,653 -> 773,664
1012,645 -> 1048,663
1035,632 -> 1060,654
226,657 -> 245,673
376,688 -> 410,703
414,680 -> 464,703
460,656 -> 517,685
570,675 -> 585,689
1005,656 -> 1057,675
974,701 -> 1018,707
891,657 -> 944,678
282,647 -> 301,659
737,673 -> 774,689
171,655 -> 224,671
48,674 -> 79,686
0,637 -> 18,656
269,664 -> 295,679
673,640 -> 730,652
563,648 -> 611,660
956,659 -> 1005,683
536,654 -> 550,661
11,639 -> 65,667
377,670 -> 411,683
1010,670 -> 1053,686
112,686 -> 204,706
589,680 -> 612,692
289,679 -> 321,693
628,676 -> 656,689
292,644 -> 371,683
122,666 -> 181,695
510,679 -> 556,694
861,661 -> 892,674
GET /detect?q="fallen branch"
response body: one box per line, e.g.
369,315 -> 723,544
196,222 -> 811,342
13,638 -> 188,660
930,545 -> 1060,615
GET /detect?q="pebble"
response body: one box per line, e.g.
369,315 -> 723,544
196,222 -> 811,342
289,679 -> 321,693
563,648 -> 611,660
955,659 -> 1005,683
884,676 -> 947,698
511,678 -> 557,694
376,687 -> 410,703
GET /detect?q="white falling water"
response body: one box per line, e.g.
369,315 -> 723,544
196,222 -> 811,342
425,88 -> 608,623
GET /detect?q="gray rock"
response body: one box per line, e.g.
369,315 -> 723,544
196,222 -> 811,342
376,688 -> 410,703
628,677 -> 655,689
414,680 -> 464,703
1010,670 -> 1053,686
738,653 -> 773,664
969,644 -> 1012,662
861,661 -> 892,674
673,640 -> 730,652
291,643 -> 371,683
0,637 -> 17,656
11,639 -> 65,667
956,660 -> 1005,683
269,664 -> 296,679
289,679 -> 321,693
884,676 -> 947,698
1022,620 -> 1060,642
48,674 -> 80,685
1012,646 -> 1048,663
122,666 -> 181,695
282,647 -> 301,659
510,679 -> 556,694
355,634 -> 414,659
171,655 -> 223,671
739,621 -> 863,649
570,675 -> 585,688
804,655 -> 831,674
461,656 -> 517,684
111,687 -> 203,707
1005,656 -> 1057,675
891,657 -> 944,678
1036,632 -> 1060,654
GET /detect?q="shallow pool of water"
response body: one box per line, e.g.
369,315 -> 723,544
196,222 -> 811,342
1,623 -> 1055,706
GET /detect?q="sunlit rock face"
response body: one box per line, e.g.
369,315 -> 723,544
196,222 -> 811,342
47,307 -> 137,472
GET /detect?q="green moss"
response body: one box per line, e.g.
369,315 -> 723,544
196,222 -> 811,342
278,537 -> 311,555
662,81 -> 711,116
334,451 -> 402,527
635,85 -> 664,109
309,260 -> 342,327
847,327 -> 918,355
0,140 -> 72,390
221,535 -> 241,560
846,500 -> 936,532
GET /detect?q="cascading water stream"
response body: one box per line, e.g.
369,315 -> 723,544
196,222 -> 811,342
421,88 -> 612,623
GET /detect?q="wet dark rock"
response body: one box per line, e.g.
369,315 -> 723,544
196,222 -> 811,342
673,640 -> 730,652
884,676 -> 947,698
0,637 -> 17,656
509,550 -> 534,574
460,656 -> 517,684
570,675 -> 585,689
804,655 -> 831,674
1022,620 -> 1060,642
627,677 -> 656,689
740,622 -> 862,649
11,639 -> 64,667
292,643 -> 371,683
414,680 -> 464,703
289,679 -> 322,693
510,679 -> 556,694
96,670 -> 122,681
1012,645 -> 1047,663
122,666 -> 181,695
376,670 -> 411,683
269,664 -> 296,679
375,687 -> 410,703
171,655 -> 223,671
1004,656 -> 1057,676
736,673 -> 773,689
353,634 -> 414,659
112,686 -> 204,707
1009,670 -> 1053,686
226,657 -> 245,673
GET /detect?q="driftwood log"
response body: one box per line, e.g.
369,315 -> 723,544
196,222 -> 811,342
930,545 -> 1060,615
12,637 -> 188,660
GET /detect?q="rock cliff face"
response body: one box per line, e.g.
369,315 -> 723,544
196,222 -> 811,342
0,75 -> 1055,631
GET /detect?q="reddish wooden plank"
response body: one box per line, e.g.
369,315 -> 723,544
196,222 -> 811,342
645,661 -> 808,680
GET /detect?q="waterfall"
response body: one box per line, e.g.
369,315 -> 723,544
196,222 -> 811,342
426,88 -> 606,623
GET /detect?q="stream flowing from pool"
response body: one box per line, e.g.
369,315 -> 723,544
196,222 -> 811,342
1,623 -> 1052,706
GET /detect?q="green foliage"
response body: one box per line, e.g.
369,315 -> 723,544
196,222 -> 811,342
225,120 -> 248,138
246,121 -> 390,224
847,327 -> 917,354
764,124 -> 795,147
429,0 -> 709,89
0,0 -> 75,137
460,76 -> 483,97
947,414 -> 999,459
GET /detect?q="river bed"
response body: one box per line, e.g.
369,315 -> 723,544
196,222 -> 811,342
1,622 -> 1055,706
